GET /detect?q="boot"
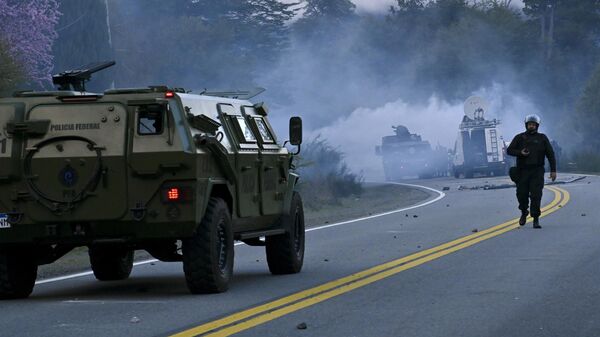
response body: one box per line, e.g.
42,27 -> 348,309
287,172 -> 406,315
533,217 -> 541,229
519,212 -> 528,226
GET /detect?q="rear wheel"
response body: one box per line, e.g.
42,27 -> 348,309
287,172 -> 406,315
0,249 -> 37,299
266,192 -> 305,274
89,246 -> 134,281
183,197 -> 234,294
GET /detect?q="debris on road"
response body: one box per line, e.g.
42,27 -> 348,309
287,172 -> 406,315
442,187 -> 450,191
457,176 -> 586,191
130,317 -> 141,324
472,229 -> 478,233
413,215 -> 418,218
297,322 -> 308,330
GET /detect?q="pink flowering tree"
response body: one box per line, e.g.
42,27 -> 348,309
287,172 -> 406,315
0,0 -> 60,87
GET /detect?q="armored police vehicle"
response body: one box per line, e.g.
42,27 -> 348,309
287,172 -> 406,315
0,62 -> 304,298
375,125 -> 449,180
452,96 -> 507,178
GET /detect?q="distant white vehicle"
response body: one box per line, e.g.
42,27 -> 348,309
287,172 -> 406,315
452,96 -> 507,178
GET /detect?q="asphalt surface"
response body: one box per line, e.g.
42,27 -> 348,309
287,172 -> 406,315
1,174 -> 597,337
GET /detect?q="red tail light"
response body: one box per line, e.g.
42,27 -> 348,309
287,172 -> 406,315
165,91 -> 175,98
167,188 -> 180,200
161,185 -> 192,203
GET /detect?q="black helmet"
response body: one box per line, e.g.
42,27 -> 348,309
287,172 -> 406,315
524,114 -> 541,126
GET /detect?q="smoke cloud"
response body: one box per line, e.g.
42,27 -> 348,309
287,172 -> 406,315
306,83 -> 540,180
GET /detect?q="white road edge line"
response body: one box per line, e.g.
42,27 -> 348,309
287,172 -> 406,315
35,182 -> 444,285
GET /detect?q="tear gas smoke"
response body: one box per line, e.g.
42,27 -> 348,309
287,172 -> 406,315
308,84 -> 540,180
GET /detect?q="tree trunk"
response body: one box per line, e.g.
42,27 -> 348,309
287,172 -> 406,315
540,13 -> 546,61
547,5 -> 554,60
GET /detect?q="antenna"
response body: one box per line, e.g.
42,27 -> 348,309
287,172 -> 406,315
52,61 -> 116,92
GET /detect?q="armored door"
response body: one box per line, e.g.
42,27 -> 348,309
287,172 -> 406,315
243,107 -> 287,215
218,104 -> 261,218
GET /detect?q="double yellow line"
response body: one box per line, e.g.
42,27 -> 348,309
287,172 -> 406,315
172,186 -> 569,337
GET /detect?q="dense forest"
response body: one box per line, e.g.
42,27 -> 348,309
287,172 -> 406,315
1,0 -> 600,173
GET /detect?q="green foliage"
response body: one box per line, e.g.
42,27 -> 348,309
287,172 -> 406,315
295,136 -> 363,209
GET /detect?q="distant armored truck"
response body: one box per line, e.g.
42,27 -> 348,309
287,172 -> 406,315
452,96 -> 507,178
376,125 -> 449,180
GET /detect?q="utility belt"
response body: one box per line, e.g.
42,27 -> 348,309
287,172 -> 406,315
509,165 -> 543,183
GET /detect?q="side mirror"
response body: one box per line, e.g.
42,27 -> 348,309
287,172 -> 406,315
289,116 -> 302,146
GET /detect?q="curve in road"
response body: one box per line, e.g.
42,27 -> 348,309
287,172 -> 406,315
36,182 -> 445,286
171,186 -> 569,337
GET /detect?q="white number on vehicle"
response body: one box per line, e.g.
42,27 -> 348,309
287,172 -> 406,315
0,214 -> 10,228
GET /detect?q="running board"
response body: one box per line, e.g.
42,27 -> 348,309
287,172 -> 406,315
236,228 -> 286,241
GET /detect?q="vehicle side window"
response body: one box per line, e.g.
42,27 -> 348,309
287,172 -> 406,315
253,117 -> 274,143
137,104 -> 164,135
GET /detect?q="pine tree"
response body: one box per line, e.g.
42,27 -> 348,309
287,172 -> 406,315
293,0 -> 356,39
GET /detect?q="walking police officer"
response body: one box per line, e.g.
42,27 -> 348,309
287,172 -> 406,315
507,114 -> 556,229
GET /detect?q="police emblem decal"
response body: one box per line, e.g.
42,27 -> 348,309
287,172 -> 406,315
59,165 -> 78,187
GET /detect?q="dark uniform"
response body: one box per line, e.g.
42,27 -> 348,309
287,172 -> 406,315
507,132 -> 556,219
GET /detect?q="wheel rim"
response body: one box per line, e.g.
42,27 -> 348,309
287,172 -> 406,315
216,219 -> 228,274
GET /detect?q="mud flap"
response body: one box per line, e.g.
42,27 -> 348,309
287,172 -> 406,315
282,173 -> 299,215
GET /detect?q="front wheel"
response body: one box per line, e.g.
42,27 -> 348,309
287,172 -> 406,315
0,249 -> 37,299
266,192 -> 305,274
182,197 -> 234,294
89,246 -> 134,281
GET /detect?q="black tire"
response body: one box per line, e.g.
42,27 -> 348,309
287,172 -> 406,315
266,192 -> 305,275
182,197 -> 234,294
89,246 -> 134,281
0,249 -> 37,299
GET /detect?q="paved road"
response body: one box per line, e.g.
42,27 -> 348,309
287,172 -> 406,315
1,175 -> 596,337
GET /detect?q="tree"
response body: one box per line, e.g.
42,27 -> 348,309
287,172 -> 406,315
52,0 -> 114,91
0,39 -> 23,92
301,0 -> 356,21
391,0 -> 427,12
574,63 -> 600,151
0,0 -> 60,87
106,0 -> 295,88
